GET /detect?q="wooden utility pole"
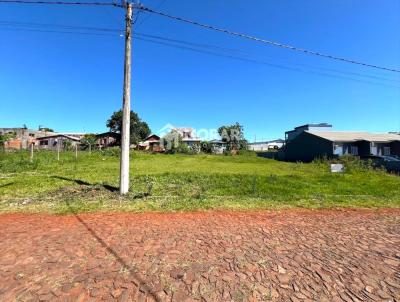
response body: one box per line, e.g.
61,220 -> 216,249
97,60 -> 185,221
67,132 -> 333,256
119,2 -> 133,195
75,144 -> 78,159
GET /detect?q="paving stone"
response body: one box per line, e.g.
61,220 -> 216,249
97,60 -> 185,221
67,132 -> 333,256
0,210 -> 399,301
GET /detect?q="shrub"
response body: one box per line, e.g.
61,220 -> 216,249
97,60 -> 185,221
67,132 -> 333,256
100,147 -> 120,157
313,155 -> 375,174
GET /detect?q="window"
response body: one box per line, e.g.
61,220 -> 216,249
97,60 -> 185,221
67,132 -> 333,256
29,133 -> 35,137
39,140 -> 48,146
351,146 -> 358,155
334,144 -> 343,155
383,147 -> 390,156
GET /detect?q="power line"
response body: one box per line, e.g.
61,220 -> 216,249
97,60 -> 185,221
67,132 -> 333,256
0,0 -> 121,6
1,20 -> 399,85
134,0 -> 166,28
0,20 -> 124,32
134,36 -> 400,89
0,26 -> 120,36
138,5 -> 400,73
2,0 -> 397,73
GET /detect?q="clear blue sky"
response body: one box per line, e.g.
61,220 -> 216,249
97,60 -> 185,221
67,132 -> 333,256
1,0 -> 399,141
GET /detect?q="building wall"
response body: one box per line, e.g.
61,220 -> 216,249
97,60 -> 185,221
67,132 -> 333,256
283,132 -> 333,162
248,142 -> 283,151
0,128 -> 54,149
37,137 -> 79,151
248,143 -> 269,151
390,141 -> 400,156
356,141 -> 371,156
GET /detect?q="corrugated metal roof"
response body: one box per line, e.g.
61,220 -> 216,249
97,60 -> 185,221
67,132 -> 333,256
36,134 -> 80,141
306,131 -> 400,142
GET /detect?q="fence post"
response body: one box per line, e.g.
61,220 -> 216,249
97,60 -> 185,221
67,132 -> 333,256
30,143 -> 34,162
57,141 -> 60,161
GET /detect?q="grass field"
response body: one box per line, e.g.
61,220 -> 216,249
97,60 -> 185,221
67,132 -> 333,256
1,150 -> 399,213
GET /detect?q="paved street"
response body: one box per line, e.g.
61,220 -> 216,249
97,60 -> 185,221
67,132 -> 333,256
0,209 -> 399,301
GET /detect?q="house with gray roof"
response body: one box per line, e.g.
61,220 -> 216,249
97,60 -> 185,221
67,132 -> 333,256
282,124 -> 400,162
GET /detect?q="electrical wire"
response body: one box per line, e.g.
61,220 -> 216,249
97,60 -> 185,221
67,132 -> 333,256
138,5 -> 400,73
134,0 -> 166,28
1,20 -> 399,85
134,36 -> 400,89
0,26 -> 120,36
2,0 -> 397,73
0,0 -> 121,6
0,20 -> 123,32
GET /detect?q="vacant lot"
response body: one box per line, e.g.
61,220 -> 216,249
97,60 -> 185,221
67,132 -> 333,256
0,151 -> 400,213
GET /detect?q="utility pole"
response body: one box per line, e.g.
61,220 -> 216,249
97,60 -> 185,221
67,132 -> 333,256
119,1 -> 133,195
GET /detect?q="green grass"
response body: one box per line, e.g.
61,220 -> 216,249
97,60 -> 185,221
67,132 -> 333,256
0,150 -> 399,213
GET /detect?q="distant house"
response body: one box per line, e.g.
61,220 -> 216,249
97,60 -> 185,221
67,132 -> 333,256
175,127 -> 201,148
248,139 -> 284,152
0,127 -> 54,150
160,127 -> 201,150
209,139 -> 227,154
36,134 -> 80,151
283,130 -> 400,162
138,134 -> 162,152
96,132 -> 120,148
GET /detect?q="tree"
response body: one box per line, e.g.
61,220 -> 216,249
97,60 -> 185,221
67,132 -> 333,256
106,110 -> 150,145
218,122 -> 248,151
201,141 -> 213,154
39,127 -> 54,132
81,134 -> 97,153
63,139 -> 72,151
161,130 -> 181,153
0,132 -> 16,151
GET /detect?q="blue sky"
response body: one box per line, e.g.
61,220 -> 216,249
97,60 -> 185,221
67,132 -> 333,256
0,0 -> 399,141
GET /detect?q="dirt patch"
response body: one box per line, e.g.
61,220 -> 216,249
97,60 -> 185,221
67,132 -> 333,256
0,209 -> 399,301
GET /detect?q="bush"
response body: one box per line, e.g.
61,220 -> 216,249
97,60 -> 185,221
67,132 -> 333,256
201,141 -> 212,154
238,150 -> 257,157
177,143 -> 190,154
313,155 -> 375,173
0,151 -> 39,173
100,147 -> 120,157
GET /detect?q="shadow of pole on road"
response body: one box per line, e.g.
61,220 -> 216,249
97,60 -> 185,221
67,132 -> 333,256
65,200 -> 162,302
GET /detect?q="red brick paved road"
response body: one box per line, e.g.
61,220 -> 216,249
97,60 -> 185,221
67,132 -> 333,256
0,209 -> 399,301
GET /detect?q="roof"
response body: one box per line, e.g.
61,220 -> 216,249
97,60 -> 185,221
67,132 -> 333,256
294,123 -> 332,129
182,137 -> 201,142
96,132 -> 120,138
248,139 -> 284,145
306,131 -> 400,143
144,134 -> 160,141
174,127 -> 193,132
36,134 -> 80,141
209,139 -> 226,144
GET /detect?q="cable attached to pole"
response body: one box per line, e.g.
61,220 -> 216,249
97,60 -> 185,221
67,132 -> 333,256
0,0 -> 122,7
138,5 -> 400,73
